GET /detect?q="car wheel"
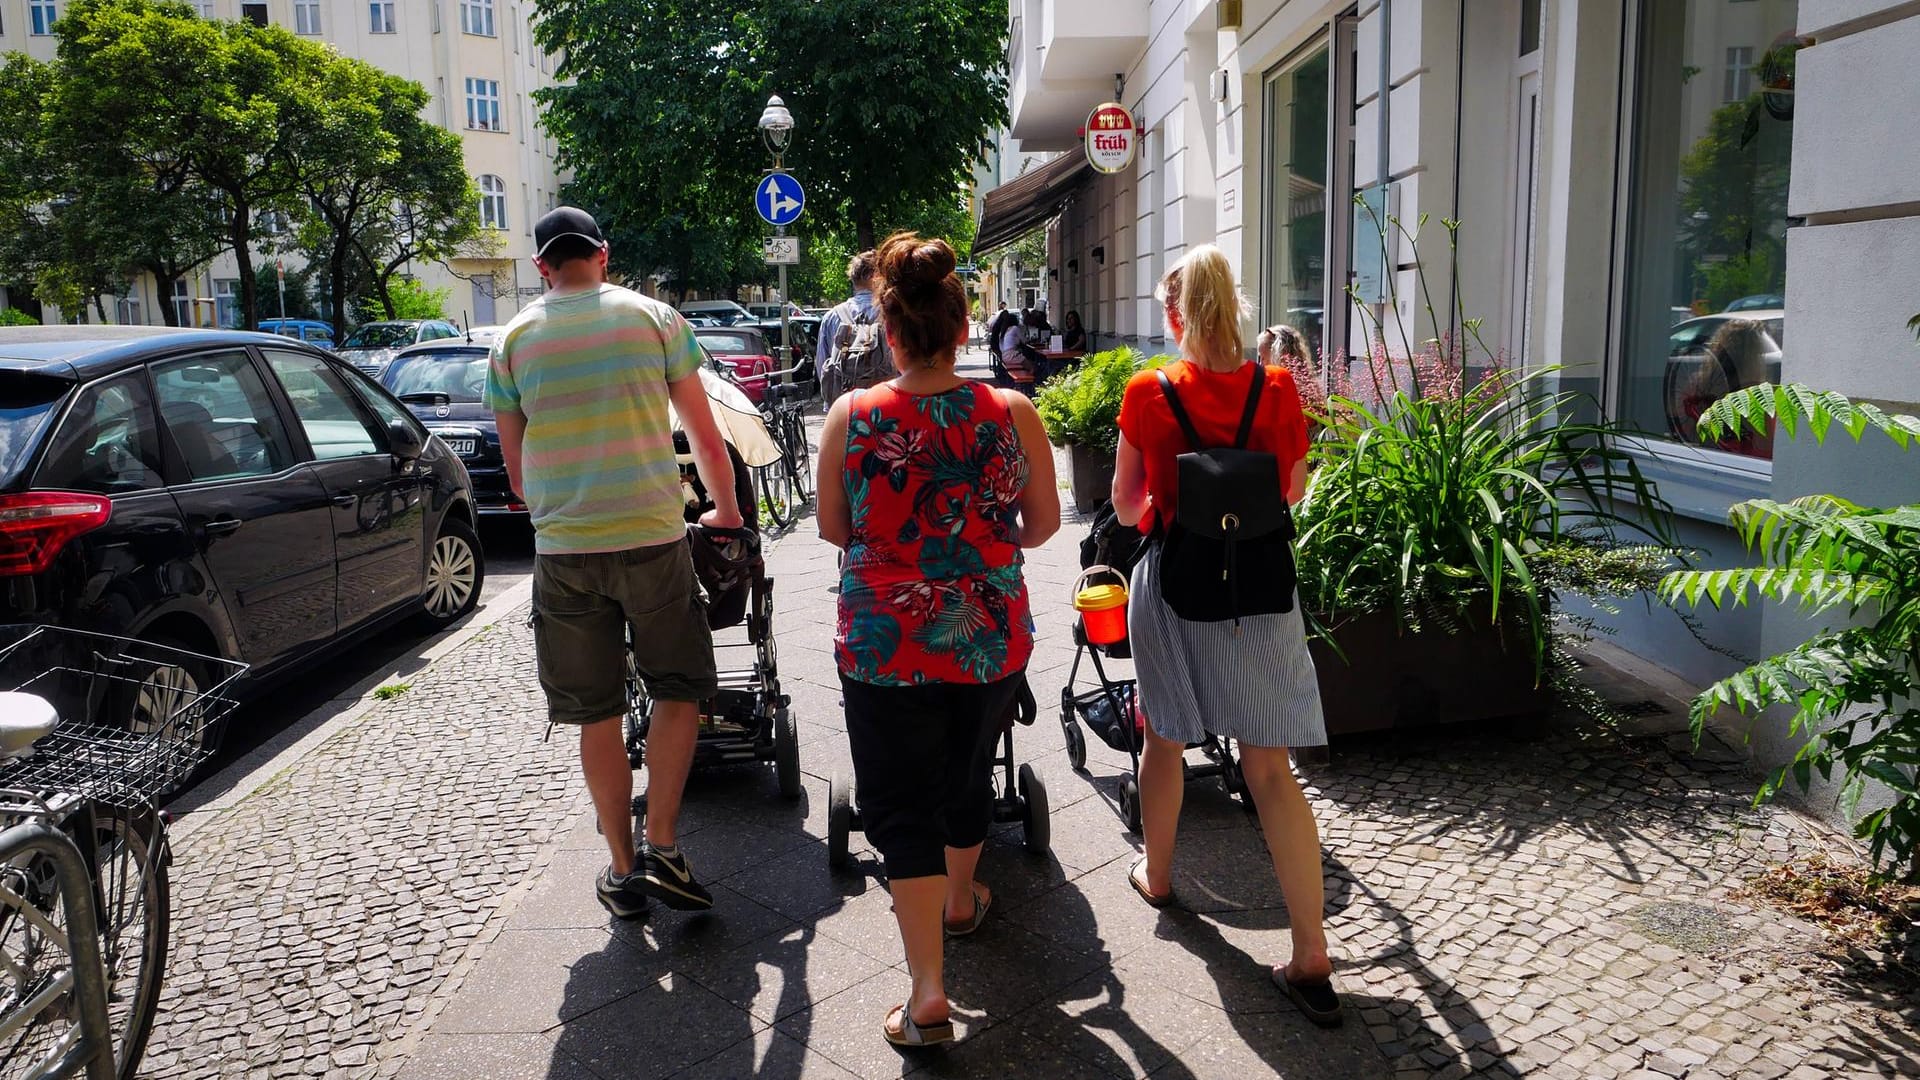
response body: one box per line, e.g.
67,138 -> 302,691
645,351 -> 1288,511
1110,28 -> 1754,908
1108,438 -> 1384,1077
419,516 -> 485,628
112,635 -> 223,775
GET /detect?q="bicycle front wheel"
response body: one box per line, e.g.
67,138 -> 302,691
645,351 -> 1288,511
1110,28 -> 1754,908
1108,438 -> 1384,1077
0,808 -> 168,1080
783,410 -> 815,503
754,463 -> 794,530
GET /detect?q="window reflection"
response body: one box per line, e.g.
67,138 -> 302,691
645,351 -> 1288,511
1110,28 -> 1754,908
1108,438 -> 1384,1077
1622,0 -> 1797,461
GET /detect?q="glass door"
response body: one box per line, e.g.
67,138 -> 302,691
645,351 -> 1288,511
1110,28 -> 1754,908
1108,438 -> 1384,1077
1261,41 -> 1332,361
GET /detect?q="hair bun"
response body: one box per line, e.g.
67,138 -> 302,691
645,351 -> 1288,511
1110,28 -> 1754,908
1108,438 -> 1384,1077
878,232 -> 956,293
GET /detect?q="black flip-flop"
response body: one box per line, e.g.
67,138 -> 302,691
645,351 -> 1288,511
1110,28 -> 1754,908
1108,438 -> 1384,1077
883,1004 -> 955,1048
1128,857 -> 1174,909
1273,966 -> 1344,1028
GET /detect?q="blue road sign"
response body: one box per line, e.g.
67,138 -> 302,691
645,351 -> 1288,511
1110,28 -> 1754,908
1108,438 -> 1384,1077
756,172 -> 806,227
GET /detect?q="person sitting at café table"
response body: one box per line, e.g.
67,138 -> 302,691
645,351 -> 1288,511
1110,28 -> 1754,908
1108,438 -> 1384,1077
1062,310 -> 1086,353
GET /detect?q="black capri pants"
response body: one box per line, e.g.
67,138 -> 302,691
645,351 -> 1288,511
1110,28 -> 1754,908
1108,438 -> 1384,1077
841,673 -> 1022,881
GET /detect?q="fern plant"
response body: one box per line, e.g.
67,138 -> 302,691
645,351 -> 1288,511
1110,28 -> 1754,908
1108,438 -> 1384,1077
1660,383 -> 1920,882
1032,346 -> 1163,456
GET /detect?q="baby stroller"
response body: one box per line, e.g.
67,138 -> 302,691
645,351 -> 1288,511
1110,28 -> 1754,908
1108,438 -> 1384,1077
1058,502 -> 1250,833
627,372 -> 799,828
827,674 -> 1050,871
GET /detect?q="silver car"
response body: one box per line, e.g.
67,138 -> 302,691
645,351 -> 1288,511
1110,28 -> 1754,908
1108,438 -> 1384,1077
334,319 -> 462,380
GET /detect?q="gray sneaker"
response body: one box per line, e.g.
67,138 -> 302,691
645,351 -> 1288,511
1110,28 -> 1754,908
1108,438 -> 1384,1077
596,865 -> 650,920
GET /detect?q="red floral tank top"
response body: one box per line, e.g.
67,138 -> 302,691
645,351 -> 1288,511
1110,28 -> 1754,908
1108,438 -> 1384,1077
835,381 -> 1033,686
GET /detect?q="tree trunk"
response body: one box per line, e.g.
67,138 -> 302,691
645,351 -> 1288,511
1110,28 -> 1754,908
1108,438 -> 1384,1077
855,202 -> 877,252
155,274 -> 180,326
329,237 -> 352,337
227,202 -> 256,330
93,294 -> 108,324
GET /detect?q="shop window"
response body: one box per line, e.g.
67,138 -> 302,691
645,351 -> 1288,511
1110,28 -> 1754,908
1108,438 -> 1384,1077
1260,43 -> 1331,362
1619,0 -> 1797,463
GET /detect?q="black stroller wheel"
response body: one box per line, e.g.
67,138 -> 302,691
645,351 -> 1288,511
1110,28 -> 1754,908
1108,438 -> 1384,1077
774,708 -> 801,799
827,772 -> 854,871
1119,776 -> 1142,835
1062,712 -> 1087,772
1018,764 -> 1050,855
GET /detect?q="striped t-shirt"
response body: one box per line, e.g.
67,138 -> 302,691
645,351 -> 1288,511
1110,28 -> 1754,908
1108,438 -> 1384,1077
485,283 -> 704,554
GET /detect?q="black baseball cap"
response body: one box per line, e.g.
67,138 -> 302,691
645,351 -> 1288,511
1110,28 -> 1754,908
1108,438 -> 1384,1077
533,206 -> 607,260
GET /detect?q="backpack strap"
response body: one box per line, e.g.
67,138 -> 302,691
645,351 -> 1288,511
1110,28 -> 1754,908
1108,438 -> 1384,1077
1155,368 -> 1205,451
1156,364 -> 1266,451
1233,365 -> 1267,450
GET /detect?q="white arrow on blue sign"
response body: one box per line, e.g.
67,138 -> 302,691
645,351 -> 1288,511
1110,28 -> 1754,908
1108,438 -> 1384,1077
756,172 -> 806,227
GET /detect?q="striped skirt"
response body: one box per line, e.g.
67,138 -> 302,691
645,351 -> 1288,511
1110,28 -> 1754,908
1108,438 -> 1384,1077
1127,544 -> 1328,749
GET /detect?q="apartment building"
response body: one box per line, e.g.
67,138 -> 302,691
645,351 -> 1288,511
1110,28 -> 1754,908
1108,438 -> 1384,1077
981,0 -> 1920,819
0,0 -> 567,328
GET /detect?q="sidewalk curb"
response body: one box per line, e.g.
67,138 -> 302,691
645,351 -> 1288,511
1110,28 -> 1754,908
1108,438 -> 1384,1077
169,576 -> 538,847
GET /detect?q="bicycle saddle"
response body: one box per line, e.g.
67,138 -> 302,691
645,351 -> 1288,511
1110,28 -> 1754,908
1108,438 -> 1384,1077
0,692 -> 58,757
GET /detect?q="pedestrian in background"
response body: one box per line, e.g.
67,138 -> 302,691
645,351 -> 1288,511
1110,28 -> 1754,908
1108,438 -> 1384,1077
1108,244 -> 1343,1028
814,231 -> 1060,1047
488,206 -> 743,919
816,251 -> 889,407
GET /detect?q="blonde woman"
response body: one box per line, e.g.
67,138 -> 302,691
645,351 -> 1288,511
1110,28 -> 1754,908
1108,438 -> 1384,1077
1109,245 -> 1342,1027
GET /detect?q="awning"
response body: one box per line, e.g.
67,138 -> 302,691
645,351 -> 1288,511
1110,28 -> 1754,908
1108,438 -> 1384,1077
974,153 -> 1096,254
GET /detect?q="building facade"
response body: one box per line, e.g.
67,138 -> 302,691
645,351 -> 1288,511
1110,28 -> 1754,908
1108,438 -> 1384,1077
0,0 -> 566,329
986,0 -> 1920,816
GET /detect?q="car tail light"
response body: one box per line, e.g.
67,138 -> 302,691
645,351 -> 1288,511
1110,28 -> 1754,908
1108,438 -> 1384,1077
0,492 -> 113,576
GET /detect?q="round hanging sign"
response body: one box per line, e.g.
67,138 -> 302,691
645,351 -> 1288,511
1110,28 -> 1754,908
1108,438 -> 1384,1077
1084,102 -> 1138,174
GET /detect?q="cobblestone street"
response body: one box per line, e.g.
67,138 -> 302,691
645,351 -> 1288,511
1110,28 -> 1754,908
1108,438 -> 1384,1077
142,358 -> 1918,1079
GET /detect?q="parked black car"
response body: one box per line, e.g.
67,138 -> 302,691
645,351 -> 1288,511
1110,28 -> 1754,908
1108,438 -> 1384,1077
378,340 -> 522,518
0,327 -> 485,747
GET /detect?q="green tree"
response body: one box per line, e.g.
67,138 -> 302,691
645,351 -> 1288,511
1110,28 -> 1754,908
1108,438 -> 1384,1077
534,0 -> 1005,284
362,278 -> 450,322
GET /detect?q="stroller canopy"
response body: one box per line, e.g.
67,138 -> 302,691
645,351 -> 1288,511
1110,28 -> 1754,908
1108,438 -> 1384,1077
671,367 -> 782,469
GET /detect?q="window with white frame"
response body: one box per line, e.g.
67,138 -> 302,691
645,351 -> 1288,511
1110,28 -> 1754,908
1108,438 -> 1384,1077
461,0 -> 495,37
465,78 -> 502,131
115,293 -> 142,326
1723,46 -> 1754,102
172,279 -> 191,327
479,175 -> 507,231
29,2 -> 59,36
294,0 -> 321,35
214,279 -> 241,329
195,1 -> 215,16
369,1 -> 395,34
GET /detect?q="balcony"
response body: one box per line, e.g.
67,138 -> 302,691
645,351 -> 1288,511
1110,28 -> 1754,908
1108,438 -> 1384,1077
1007,0 -> 1148,152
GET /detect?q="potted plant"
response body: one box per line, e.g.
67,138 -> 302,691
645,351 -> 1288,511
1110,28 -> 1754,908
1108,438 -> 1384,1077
1282,214 -> 1678,734
1034,346 -> 1163,513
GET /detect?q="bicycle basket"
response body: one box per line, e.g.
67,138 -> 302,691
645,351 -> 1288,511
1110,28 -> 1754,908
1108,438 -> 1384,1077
0,626 -> 246,807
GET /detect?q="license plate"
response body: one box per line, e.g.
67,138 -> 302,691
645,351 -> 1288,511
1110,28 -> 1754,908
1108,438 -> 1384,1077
444,438 -> 477,456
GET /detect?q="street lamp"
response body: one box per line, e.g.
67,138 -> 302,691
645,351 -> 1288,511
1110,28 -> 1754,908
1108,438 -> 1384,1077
758,95 -> 795,166
758,95 -> 796,369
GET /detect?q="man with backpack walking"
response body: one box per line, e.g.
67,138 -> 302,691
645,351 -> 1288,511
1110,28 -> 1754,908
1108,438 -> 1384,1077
816,250 -> 889,407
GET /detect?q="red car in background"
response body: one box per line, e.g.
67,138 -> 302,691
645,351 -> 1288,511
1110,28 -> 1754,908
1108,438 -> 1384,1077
694,326 -> 775,403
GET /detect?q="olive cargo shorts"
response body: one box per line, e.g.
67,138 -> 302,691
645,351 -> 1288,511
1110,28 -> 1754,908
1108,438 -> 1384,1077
532,540 -> 718,725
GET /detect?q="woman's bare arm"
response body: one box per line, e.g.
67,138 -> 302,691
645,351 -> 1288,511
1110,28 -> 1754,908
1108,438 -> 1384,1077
1002,392 -> 1061,548
816,395 -> 854,549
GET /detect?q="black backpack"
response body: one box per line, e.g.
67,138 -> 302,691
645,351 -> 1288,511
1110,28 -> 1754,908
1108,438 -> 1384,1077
1079,499 -> 1149,579
1154,366 -> 1297,627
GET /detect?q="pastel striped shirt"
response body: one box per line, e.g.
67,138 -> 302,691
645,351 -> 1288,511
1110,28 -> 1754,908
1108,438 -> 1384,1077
485,284 -> 704,554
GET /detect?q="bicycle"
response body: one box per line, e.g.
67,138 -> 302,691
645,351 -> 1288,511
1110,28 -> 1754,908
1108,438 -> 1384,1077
0,627 -> 244,1079
749,364 -> 817,531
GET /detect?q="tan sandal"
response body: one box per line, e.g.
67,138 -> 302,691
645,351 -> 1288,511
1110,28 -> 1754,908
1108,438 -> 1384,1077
883,1003 -> 955,1047
943,884 -> 992,937
1128,857 -> 1174,909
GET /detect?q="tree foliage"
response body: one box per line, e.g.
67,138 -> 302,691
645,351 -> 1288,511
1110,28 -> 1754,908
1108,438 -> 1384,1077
534,0 -> 1003,296
1662,384 -> 1920,882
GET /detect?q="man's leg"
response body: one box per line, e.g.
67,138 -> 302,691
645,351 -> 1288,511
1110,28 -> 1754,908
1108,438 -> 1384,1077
640,699 -> 699,850
580,716 -> 635,874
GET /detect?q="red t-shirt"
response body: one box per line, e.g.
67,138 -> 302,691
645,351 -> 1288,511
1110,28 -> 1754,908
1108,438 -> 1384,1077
1116,360 -> 1310,533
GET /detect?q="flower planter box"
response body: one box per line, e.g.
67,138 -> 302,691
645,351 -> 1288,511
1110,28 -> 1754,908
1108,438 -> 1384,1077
1307,611 -> 1553,736
1067,443 -> 1116,514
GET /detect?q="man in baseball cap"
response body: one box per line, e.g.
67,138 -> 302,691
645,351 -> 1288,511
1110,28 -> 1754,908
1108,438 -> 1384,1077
487,205 -> 741,918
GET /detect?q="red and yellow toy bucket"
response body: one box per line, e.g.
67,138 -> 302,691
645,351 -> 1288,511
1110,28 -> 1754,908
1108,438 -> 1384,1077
1073,566 -> 1130,646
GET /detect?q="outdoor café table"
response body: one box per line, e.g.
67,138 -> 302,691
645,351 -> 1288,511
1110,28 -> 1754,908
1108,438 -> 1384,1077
1040,349 -> 1085,367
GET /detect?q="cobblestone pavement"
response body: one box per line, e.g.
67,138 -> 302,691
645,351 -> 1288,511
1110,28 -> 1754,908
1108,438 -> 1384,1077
144,351 -> 1918,1079
143,611 -> 580,1079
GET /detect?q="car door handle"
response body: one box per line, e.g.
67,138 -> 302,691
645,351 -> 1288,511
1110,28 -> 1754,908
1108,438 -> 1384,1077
330,493 -> 357,508
202,518 -> 243,537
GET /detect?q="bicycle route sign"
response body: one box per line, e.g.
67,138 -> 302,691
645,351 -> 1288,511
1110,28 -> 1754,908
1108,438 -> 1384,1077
755,172 -> 806,227
763,236 -> 801,265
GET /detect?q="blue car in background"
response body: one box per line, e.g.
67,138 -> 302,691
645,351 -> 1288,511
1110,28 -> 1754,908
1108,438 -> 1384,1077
257,319 -> 336,348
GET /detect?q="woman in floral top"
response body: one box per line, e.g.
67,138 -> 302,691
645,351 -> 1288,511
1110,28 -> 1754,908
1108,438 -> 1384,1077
816,232 -> 1060,1047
